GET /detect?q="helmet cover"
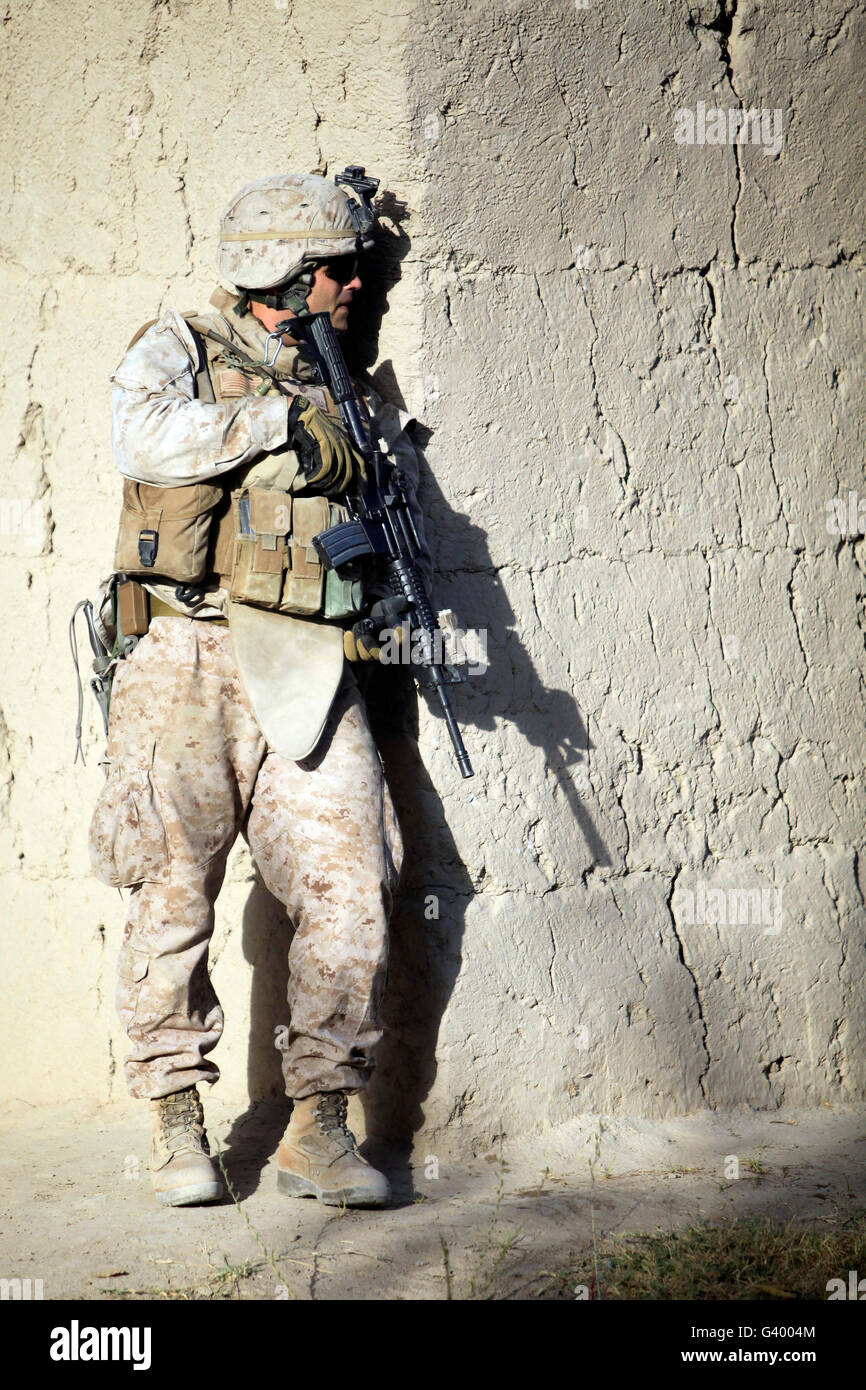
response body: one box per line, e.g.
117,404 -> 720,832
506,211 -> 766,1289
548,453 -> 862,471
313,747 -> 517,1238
218,172 -> 368,291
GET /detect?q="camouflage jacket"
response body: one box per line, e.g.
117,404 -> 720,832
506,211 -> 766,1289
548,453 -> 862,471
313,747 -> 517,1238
109,286 -> 432,614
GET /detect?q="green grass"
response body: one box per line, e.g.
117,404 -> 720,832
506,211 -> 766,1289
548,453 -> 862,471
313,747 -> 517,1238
534,1210 -> 866,1300
744,1157 -> 769,1174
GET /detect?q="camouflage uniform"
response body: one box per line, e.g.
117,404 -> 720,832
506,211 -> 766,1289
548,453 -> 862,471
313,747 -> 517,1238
91,288 -> 420,1101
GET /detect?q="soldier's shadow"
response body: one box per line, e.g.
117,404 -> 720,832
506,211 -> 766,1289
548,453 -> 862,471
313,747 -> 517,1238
357,429 -> 612,1204
220,188 -> 612,1203
220,466 -> 611,1206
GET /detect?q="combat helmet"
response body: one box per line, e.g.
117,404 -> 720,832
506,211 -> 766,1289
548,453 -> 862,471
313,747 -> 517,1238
218,166 -> 379,313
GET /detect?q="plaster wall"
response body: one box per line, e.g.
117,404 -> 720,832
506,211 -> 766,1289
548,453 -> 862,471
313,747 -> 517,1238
0,0 -> 862,1154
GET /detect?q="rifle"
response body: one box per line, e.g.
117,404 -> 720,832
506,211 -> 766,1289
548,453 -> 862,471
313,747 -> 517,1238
277,310 -> 474,780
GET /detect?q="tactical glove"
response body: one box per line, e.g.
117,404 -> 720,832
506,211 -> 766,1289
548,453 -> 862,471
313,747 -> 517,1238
344,596 -> 411,663
287,396 -> 367,495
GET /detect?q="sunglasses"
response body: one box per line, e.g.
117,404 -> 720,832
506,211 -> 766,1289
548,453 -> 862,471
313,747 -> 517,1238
319,255 -> 360,286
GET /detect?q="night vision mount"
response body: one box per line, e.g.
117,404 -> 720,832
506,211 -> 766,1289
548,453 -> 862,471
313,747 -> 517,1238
334,165 -> 380,248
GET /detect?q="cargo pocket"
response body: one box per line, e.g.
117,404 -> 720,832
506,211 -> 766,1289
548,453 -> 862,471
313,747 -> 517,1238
122,949 -> 150,985
89,762 -> 170,888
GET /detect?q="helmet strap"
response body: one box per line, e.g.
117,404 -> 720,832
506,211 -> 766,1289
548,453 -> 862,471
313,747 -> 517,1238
246,269 -> 314,317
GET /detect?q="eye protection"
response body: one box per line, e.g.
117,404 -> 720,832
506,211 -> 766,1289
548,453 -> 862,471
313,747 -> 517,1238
319,255 -> 360,286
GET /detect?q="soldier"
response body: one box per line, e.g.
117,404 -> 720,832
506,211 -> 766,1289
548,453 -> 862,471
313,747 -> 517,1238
90,170 -> 430,1210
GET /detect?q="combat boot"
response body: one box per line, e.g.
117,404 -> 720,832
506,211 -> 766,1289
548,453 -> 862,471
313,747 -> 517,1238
277,1091 -> 390,1208
149,1085 -> 223,1207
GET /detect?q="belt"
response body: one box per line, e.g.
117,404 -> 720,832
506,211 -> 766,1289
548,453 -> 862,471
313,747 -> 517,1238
149,594 -> 228,628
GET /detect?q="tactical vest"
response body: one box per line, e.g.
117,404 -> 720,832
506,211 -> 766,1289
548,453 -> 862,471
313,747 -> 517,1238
112,313 -> 365,621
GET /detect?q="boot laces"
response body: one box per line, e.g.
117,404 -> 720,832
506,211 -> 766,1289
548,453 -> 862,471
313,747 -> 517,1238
157,1086 -> 210,1155
314,1092 -> 356,1149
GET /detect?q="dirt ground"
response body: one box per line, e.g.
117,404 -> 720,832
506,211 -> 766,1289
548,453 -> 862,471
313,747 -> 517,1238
1,1099 -> 864,1301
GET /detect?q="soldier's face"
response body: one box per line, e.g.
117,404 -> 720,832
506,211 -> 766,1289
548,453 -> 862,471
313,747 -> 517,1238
305,257 -> 362,332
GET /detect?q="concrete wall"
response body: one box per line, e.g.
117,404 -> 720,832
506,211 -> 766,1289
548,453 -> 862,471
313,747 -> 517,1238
0,0 -> 862,1154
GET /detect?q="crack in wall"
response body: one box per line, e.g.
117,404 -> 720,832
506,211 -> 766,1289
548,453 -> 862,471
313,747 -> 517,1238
785,553 -> 815,720
666,870 -> 712,1102
287,7 -> 323,169
761,337 -> 793,546
584,291 -> 632,497
706,0 -> 743,267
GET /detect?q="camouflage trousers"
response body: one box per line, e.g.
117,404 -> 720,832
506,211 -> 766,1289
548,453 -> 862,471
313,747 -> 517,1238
89,617 -> 402,1101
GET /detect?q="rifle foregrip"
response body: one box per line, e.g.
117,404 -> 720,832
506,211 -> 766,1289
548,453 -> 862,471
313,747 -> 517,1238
388,558 -> 434,632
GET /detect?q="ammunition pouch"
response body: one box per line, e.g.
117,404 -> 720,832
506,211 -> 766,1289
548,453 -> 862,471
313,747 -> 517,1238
113,479 -> 225,584
112,310 -> 367,623
227,486 -> 364,620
